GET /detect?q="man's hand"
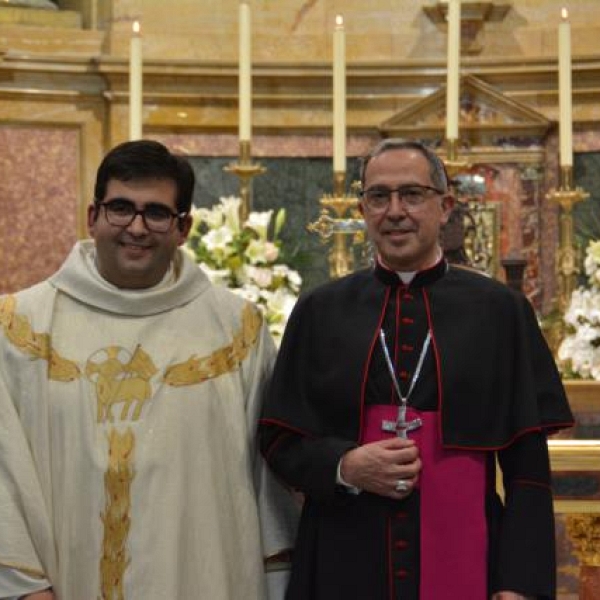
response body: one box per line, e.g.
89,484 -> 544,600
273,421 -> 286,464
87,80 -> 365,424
340,437 -> 421,499
20,590 -> 55,600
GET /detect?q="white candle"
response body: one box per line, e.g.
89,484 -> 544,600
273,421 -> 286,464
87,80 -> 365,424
129,20 -> 142,141
239,2 -> 252,142
558,7 -> 573,167
333,15 -> 346,173
445,0 -> 461,140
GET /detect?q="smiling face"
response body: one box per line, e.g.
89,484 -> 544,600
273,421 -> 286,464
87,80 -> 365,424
88,178 -> 192,289
359,148 -> 454,272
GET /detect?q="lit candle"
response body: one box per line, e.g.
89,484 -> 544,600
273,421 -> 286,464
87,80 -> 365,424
129,20 -> 142,141
239,2 -> 252,142
333,15 -> 346,173
558,7 -> 573,167
445,0 -> 461,141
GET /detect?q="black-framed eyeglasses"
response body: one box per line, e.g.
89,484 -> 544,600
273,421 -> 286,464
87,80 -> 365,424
357,184 -> 444,213
97,198 -> 187,233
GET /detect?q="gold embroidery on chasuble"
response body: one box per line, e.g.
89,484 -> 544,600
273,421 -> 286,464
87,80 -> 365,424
1,297 -> 261,600
0,295 -> 80,381
99,427 -> 135,600
85,345 -> 159,423
163,302 -> 263,386
83,346 -> 158,599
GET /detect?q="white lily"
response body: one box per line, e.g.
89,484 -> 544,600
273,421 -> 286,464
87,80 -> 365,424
245,210 -> 273,240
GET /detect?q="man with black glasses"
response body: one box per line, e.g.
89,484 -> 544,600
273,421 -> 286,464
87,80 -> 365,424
260,139 -> 573,599
0,140 -> 295,600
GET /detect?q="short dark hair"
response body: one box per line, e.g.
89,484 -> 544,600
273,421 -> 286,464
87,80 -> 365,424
359,138 -> 449,192
94,140 -> 195,214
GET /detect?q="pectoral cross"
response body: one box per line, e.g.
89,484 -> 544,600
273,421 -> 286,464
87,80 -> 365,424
378,329 -> 429,439
381,403 -> 423,439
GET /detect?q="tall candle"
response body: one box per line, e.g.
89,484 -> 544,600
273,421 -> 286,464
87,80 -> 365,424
558,7 -> 573,167
129,20 -> 142,141
445,0 -> 461,140
239,2 -> 252,142
333,15 -> 346,174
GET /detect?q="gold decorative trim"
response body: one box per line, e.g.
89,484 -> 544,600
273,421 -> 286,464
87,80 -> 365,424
554,500 -> 600,514
549,441 -> 600,514
548,440 -> 600,472
100,427 -> 135,600
565,514 -> 600,567
163,303 -> 262,387
0,295 -> 81,382
0,560 -> 46,579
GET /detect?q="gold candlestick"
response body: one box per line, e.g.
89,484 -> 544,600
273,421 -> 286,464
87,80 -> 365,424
546,166 -> 589,313
223,141 -> 266,222
308,172 -> 365,279
443,138 -> 470,180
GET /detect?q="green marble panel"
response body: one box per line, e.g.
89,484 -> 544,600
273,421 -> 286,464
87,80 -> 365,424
573,151 -> 600,271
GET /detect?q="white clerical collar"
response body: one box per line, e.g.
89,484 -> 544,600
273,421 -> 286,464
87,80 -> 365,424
378,248 -> 443,285
397,271 -> 416,284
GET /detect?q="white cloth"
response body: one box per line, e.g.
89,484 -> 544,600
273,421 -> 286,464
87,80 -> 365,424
0,240 -> 296,600
0,567 -> 48,598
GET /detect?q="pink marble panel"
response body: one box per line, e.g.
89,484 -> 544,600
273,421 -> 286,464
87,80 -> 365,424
0,126 -> 78,294
155,133 -> 378,159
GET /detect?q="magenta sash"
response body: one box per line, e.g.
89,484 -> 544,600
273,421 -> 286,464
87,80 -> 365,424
361,405 -> 487,600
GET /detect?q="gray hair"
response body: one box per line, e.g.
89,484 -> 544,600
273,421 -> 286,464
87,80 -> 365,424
359,139 -> 449,192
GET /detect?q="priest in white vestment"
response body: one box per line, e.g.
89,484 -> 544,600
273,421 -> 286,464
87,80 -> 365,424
0,140 -> 296,600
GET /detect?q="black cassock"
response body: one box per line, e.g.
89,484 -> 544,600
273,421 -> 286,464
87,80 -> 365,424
260,259 -> 573,600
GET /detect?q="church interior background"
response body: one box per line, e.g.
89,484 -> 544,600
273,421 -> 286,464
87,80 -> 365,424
1,0 -> 600,597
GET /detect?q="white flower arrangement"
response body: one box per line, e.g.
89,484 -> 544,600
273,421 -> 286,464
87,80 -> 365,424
558,240 -> 600,379
185,196 -> 302,344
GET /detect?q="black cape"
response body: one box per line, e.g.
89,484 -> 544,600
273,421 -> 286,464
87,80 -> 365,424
262,260 -> 573,448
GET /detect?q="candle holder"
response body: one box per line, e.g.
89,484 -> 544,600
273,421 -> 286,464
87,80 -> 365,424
443,138 -> 471,179
223,141 -> 266,222
307,172 -> 365,279
546,166 -> 589,313
540,166 -> 588,357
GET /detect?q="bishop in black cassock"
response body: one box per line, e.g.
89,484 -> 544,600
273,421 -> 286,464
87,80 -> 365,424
259,139 -> 573,600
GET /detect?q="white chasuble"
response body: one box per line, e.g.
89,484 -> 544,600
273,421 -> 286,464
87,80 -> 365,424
0,241 -> 295,600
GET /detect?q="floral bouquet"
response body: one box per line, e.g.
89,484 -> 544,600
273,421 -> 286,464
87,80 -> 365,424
558,240 -> 600,379
185,196 -> 302,344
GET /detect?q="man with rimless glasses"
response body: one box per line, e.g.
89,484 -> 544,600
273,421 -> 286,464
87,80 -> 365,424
0,140 -> 295,600
260,139 -> 573,599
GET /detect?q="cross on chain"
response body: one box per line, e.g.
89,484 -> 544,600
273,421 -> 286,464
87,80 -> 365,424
381,403 -> 422,439
378,330 -> 430,439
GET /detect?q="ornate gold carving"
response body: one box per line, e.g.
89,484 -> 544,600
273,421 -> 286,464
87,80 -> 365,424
546,166 -> 589,314
100,428 -> 135,600
566,514 -> 600,567
163,303 -> 262,386
422,2 -> 511,55
307,177 -> 365,279
379,75 -> 552,146
0,295 -> 80,381
85,346 -> 158,423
